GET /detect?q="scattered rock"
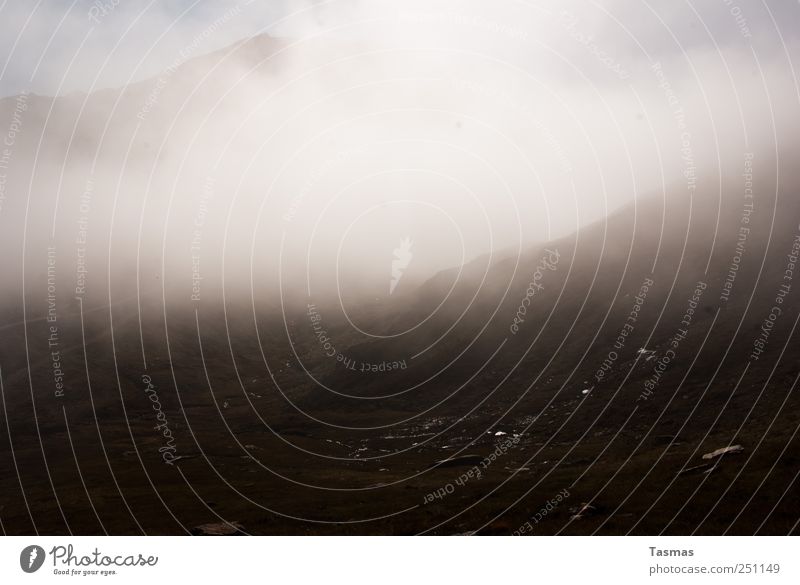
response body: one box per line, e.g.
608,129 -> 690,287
637,348 -> 657,361
702,445 -> 744,460
679,445 -> 744,477
569,503 -> 596,521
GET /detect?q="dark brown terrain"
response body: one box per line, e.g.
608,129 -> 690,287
1,173 -> 799,535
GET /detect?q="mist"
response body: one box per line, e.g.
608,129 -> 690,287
1,0 -> 799,314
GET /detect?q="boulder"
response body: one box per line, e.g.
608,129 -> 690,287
702,445 -> 744,460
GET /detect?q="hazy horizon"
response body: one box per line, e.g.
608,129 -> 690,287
2,0 -> 799,305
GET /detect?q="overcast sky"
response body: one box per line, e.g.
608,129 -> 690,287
0,0 -> 347,98
2,0 -> 799,98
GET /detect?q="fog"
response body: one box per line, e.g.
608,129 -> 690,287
0,0 -> 799,313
